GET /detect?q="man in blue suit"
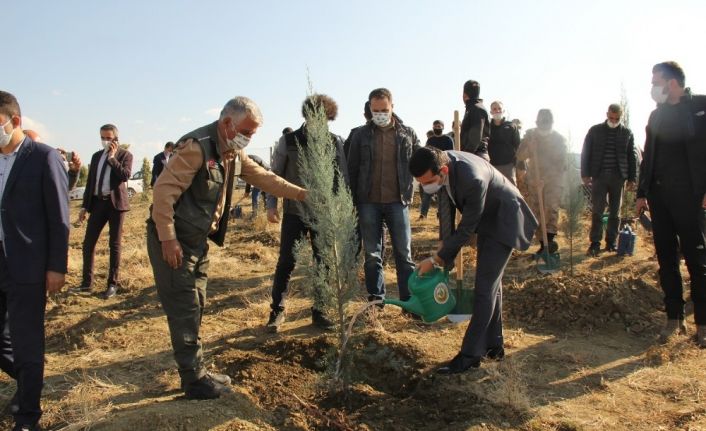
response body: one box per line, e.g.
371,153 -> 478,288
411,147 -> 537,374
0,91 -> 70,431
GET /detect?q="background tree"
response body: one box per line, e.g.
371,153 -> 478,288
141,157 -> 152,201
563,151 -> 586,276
76,164 -> 89,187
293,88 -> 359,395
620,84 -> 636,223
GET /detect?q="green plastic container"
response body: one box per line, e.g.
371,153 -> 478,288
384,268 -> 456,323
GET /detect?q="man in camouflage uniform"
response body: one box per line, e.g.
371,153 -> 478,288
516,109 -> 567,255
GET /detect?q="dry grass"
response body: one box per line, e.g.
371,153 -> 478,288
47,371 -> 126,430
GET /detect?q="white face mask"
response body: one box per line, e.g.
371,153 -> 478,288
422,182 -> 442,194
492,113 -> 503,121
226,132 -> 250,151
607,120 -> 620,128
651,85 -> 668,104
0,119 -> 14,148
371,112 -> 392,127
101,139 -> 113,151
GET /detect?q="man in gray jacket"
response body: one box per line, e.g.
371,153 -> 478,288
347,88 -> 421,311
412,147 -> 537,373
266,94 -> 348,331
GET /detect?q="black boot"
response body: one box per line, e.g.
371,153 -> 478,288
587,242 -> 601,256
184,374 -> 233,400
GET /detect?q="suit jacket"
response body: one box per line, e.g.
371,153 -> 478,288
437,151 -> 538,264
82,148 -> 133,212
0,137 -> 70,284
151,151 -> 169,187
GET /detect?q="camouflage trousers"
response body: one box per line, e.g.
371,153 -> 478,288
525,180 -> 563,240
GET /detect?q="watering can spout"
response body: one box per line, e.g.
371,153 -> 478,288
383,297 -> 425,316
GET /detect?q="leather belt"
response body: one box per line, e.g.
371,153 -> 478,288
95,194 -> 111,200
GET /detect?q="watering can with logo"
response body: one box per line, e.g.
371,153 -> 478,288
383,268 -> 456,323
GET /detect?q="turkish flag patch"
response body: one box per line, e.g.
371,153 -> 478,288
208,159 -> 216,168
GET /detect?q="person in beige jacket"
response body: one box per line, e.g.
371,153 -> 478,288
147,96 -> 306,400
516,109 -> 567,255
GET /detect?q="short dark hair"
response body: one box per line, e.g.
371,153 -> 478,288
368,88 -> 392,103
282,127 -> 293,135
363,101 -> 372,120
302,94 -> 338,121
165,141 -> 175,149
653,61 -> 686,87
0,91 -> 21,119
607,103 -> 623,114
463,80 -> 480,99
433,120 -> 444,128
409,146 -> 449,177
100,124 -> 119,136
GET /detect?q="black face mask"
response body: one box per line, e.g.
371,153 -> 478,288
433,128 -> 443,136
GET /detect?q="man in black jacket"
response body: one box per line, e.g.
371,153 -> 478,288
581,104 -> 638,256
460,80 -> 490,161
265,94 -> 347,332
636,61 -> 706,346
488,101 -> 521,185
347,88 -> 421,310
151,142 -> 174,187
411,147 -> 537,373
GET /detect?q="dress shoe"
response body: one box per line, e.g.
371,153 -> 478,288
184,374 -> 233,400
485,346 -> 505,361
69,284 -> 91,294
658,318 -> 687,344
437,353 -> 481,374
103,285 -> 118,299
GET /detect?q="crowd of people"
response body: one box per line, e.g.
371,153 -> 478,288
0,60 -> 704,430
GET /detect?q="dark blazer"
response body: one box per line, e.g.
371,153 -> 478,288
82,148 -> 133,212
151,151 -> 168,187
0,137 -> 70,284
638,90 -> 706,198
437,151 -> 538,264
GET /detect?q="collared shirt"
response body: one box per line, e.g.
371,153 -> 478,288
94,150 -> 113,196
369,121 -> 400,203
0,139 -> 25,241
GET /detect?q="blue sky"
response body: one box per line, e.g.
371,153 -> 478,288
6,0 -> 705,170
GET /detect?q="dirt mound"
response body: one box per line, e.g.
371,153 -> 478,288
345,330 -> 426,396
505,272 -> 663,333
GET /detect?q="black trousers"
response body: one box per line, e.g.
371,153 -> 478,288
271,213 -> 324,310
82,198 -> 126,288
460,235 -> 512,358
0,247 -> 46,426
589,172 -> 624,247
648,184 -> 706,323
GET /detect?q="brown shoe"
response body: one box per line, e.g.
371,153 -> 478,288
658,319 -> 687,344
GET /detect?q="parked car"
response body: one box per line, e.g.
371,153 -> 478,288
69,186 -> 85,201
127,176 -> 144,199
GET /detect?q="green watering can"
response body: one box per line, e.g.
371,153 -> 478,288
384,268 -> 457,323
